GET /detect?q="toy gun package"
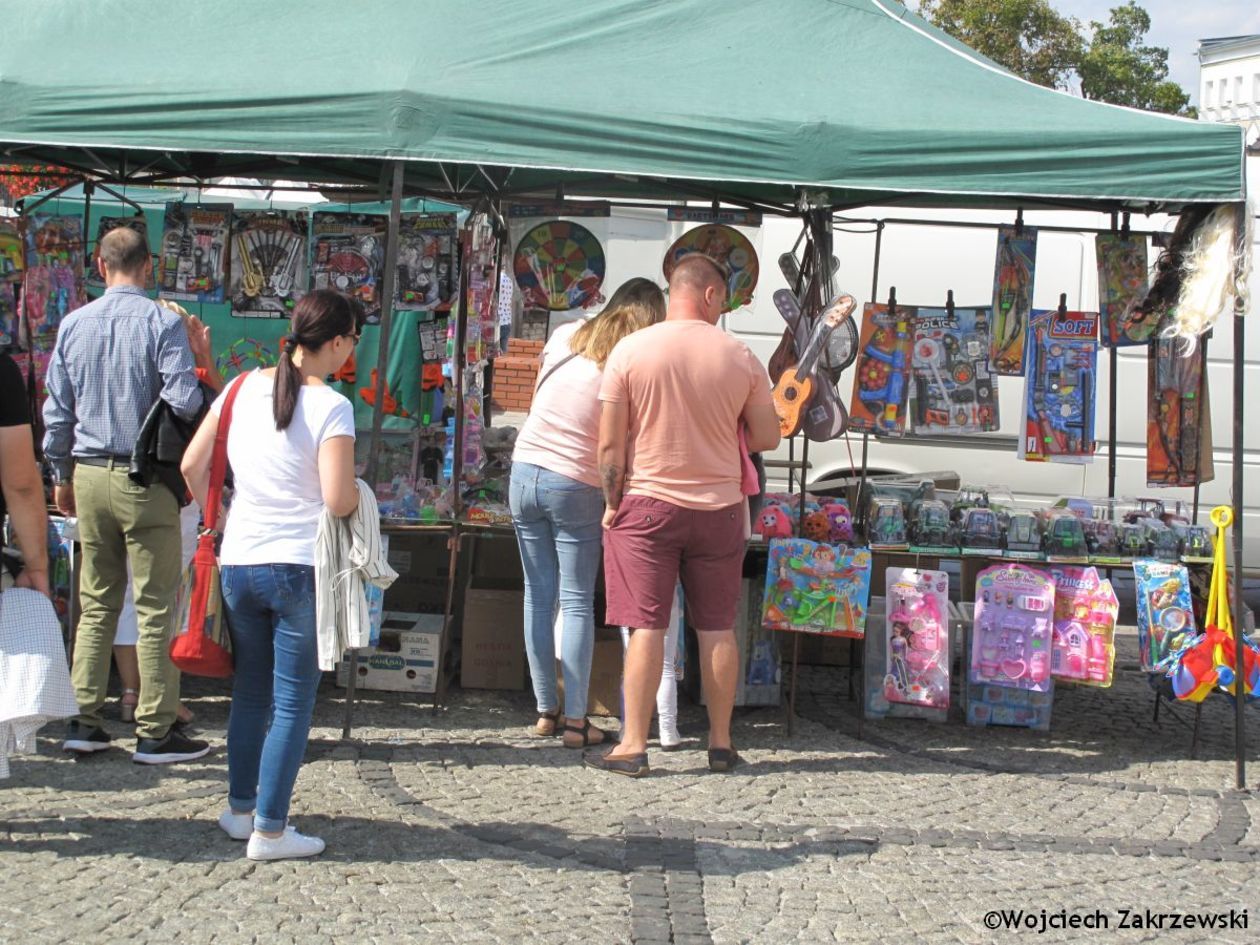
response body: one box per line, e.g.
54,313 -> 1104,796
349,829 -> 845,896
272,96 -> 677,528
1021,308 -> 1097,464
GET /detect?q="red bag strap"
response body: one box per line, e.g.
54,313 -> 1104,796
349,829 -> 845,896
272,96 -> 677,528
204,373 -> 249,533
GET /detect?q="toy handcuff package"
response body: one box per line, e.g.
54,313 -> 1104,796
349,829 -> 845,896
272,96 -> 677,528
849,302 -> 915,436
1021,308 -> 1098,464
970,564 -> 1055,692
1133,560 -> 1196,672
1047,565 -> 1118,687
761,539 -> 873,638
884,568 -> 950,710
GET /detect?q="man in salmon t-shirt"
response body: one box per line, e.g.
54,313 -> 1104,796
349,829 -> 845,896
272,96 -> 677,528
588,254 -> 780,777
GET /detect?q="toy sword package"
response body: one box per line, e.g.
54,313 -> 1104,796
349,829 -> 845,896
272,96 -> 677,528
990,225 -> 1037,376
1096,234 -> 1152,347
1147,335 -> 1213,487
1021,308 -> 1098,464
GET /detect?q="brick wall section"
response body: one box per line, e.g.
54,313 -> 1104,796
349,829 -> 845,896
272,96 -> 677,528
491,338 -> 544,413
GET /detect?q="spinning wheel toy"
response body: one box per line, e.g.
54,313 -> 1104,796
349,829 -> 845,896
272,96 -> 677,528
514,221 -> 606,311
663,224 -> 759,311
216,337 -> 276,378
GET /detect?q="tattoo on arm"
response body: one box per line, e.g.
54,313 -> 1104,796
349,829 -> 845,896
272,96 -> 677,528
600,463 -> 623,509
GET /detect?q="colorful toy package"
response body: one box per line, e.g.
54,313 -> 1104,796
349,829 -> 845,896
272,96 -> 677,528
1047,565 -> 1118,687
1133,560 -> 1196,672
1095,234 -> 1151,347
22,214 -> 87,347
228,210 -> 308,318
310,212 -> 387,323
909,306 -> 999,435
761,539 -> 872,638
965,680 -> 1054,730
970,564 -> 1055,692
1147,335 -> 1212,488
849,302 -> 915,435
1021,309 -> 1097,464
396,214 -> 459,313
884,568 -> 950,709
990,225 -> 1037,376
158,203 -> 231,305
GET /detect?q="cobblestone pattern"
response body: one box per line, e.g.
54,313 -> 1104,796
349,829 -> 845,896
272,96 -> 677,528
2,645 -> 1259,944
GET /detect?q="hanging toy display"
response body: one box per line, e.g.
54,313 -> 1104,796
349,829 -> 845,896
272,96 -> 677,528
158,203 -> 231,304
848,298 -> 915,435
908,300 -> 998,435
310,212 -> 386,323
228,211 -> 308,318
215,337 -> 277,380
0,218 -> 23,280
1146,334 -> 1212,487
1096,233 -> 1151,346
395,213 -> 459,313
1158,507 -> 1260,703
1047,565 -> 1118,687
88,217 -> 152,290
0,219 -> 22,351
22,214 -> 87,348
514,220 -> 606,312
1021,303 -> 1097,463
1133,559 -> 1195,672
761,539 -> 872,638
884,568 -> 950,709
970,564 -> 1055,692
663,224 -> 758,311
989,223 -> 1037,376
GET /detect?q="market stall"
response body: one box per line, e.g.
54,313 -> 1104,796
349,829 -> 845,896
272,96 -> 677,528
0,0 -> 1249,782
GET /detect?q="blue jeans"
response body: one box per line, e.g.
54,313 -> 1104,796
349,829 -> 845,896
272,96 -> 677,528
509,462 -> 604,719
221,564 -> 321,833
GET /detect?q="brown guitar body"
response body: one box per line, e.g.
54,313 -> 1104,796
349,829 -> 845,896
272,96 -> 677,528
773,373 -> 814,437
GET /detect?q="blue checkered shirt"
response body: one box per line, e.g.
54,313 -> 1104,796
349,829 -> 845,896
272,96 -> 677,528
42,284 -> 204,480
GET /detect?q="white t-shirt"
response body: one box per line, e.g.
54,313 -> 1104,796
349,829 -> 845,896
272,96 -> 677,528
215,370 -> 356,567
511,321 -> 602,488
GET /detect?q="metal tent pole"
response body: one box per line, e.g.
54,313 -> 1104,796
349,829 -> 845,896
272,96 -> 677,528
342,159 -> 405,741
1231,200 -> 1248,790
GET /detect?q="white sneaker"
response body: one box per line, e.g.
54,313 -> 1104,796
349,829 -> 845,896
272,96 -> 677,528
218,810 -> 253,841
246,827 -> 326,861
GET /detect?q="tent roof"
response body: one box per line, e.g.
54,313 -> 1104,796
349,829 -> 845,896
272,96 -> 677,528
0,0 -> 1244,212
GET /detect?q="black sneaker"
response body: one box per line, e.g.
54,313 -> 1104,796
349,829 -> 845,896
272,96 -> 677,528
63,722 -> 112,754
132,727 -> 211,765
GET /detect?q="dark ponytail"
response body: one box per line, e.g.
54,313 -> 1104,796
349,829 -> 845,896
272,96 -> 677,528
273,289 -> 364,431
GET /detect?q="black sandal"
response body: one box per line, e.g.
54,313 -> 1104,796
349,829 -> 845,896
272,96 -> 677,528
563,719 -> 618,749
708,747 -> 741,772
582,748 -> 649,778
534,709 -> 563,738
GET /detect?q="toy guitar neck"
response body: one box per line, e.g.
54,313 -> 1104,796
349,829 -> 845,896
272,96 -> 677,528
793,294 -> 856,382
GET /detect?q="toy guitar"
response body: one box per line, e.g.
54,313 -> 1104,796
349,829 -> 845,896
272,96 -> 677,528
773,292 -> 857,437
771,290 -> 850,441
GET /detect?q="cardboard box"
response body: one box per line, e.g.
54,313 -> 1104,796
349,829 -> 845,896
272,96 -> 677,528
335,613 -> 443,693
555,627 -> 624,718
460,579 -> 526,690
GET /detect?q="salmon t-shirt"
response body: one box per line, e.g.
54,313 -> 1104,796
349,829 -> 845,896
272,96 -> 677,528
599,320 -> 772,511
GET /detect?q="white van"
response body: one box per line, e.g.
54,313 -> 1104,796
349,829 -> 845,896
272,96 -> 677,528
511,186 -> 1258,569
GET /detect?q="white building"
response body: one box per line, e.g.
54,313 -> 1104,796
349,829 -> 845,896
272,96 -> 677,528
1198,34 -> 1260,146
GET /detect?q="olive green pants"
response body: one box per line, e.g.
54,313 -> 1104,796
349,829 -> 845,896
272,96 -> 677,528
72,462 -> 183,740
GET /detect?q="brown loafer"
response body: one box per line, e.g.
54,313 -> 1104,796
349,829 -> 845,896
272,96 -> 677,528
582,748 -> 649,778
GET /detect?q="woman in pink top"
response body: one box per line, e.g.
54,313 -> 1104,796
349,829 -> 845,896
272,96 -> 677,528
510,279 -> 665,748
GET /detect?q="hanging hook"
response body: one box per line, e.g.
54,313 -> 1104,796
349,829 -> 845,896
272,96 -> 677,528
887,286 -> 897,317
945,288 -> 955,317
1121,211 -> 1131,236
1057,292 -> 1068,317
1014,207 -> 1024,235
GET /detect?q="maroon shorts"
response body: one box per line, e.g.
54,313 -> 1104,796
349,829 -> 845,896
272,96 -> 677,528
603,494 -> 745,631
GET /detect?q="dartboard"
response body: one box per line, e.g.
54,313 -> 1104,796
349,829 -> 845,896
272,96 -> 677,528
216,337 -> 277,379
663,224 -> 759,311
514,221 -> 606,312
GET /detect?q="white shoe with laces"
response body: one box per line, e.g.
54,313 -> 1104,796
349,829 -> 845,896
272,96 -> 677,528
217,810 -> 253,841
246,827 -> 326,861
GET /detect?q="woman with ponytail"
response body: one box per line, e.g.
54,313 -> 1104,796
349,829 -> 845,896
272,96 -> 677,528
182,289 -> 362,861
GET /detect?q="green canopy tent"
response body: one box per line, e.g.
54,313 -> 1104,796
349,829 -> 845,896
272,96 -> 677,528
0,0 -> 1249,780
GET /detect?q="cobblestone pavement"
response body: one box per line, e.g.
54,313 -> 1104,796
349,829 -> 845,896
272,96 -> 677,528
3,630 -> 1259,944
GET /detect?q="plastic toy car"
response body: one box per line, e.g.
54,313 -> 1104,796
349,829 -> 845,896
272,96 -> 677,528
1173,523 -> 1212,560
909,498 -> 952,547
1042,513 -> 1087,558
867,495 -> 908,547
1116,522 -> 1148,558
1003,510 -> 1042,556
1140,518 -> 1180,562
1084,519 -> 1120,559
954,507 -> 1002,550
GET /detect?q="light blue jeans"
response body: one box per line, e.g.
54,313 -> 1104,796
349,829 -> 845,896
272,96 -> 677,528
221,563 -> 321,833
509,461 -> 604,719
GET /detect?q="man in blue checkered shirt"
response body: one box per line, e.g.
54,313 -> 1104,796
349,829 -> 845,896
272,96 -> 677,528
42,226 -> 211,765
